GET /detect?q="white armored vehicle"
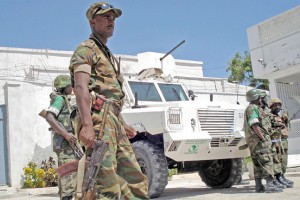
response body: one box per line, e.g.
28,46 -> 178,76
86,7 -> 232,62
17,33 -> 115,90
121,68 -> 250,198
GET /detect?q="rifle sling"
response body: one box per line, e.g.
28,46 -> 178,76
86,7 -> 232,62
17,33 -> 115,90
57,159 -> 88,178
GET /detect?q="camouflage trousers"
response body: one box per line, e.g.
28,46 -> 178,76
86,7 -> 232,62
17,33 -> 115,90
55,139 -> 77,199
270,142 -> 282,175
280,139 -> 289,174
74,110 -> 149,200
246,136 -> 274,179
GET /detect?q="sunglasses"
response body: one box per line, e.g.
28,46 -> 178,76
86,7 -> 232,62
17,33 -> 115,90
92,4 -> 114,19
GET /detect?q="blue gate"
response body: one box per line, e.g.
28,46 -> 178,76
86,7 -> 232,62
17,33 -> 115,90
0,105 -> 8,185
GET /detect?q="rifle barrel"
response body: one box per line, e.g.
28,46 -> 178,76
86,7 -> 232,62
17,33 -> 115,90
160,40 -> 185,61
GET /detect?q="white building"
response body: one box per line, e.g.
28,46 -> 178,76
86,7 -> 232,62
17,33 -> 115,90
0,46 -> 250,188
247,6 -> 300,166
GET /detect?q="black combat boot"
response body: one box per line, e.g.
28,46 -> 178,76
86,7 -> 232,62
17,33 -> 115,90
273,178 -> 286,189
276,173 -> 293,188
265,176 -> 283,193
255,178 -> 265,193
282,174 -> 294,186
62,196 -> 73,200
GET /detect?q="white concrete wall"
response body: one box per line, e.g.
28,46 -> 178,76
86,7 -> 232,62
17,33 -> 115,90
247,6 -> 300,79
4,82 -> 54,187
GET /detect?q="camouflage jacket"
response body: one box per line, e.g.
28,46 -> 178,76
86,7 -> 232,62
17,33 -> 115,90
244,104 -> 270,145
69,34 -> 125,108
269,113 -> 289,139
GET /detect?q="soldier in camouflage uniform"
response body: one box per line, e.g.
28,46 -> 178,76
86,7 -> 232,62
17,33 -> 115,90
269,98 -> 294,187
260,91 -> 286,189
244,89 -> 282,193
45,75 -> 77,200
69,2 -> 149,199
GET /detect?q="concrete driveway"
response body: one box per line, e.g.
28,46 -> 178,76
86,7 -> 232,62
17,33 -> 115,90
0,168 -> 299,200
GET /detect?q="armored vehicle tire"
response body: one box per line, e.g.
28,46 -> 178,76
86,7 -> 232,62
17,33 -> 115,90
132,140 -> 168,198
198,158 -> 243,188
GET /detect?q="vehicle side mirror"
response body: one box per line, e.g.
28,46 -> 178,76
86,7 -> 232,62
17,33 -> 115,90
132,92 -> 141,108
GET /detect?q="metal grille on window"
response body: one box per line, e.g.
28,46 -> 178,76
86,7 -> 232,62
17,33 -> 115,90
168,108 -> 183,130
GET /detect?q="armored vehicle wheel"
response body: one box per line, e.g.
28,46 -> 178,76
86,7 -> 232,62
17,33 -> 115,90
198,158 -> 243,188
132,140 -> 168,198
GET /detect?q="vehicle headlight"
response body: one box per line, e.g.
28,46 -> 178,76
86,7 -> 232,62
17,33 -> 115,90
167,107 -> 183,130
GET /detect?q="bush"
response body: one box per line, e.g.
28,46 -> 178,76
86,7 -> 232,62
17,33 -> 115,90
168,168 -> 178,177
23,157 -> 58,188
41,157 -> 58,187
23,162 -> 45,188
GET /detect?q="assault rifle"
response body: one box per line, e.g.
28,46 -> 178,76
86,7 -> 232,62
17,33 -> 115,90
39,109 -> 84,159
80,94 -> 111,200
81,140 -> 107,200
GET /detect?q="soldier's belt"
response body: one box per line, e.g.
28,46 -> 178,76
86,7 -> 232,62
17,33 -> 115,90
92,102 -> 121,117
57,160 -> 89,178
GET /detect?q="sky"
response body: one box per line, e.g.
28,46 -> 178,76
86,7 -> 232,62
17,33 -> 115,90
0,0 -> 299,78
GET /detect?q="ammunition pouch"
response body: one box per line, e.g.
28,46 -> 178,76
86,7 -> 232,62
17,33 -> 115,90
92,97 -> 104,111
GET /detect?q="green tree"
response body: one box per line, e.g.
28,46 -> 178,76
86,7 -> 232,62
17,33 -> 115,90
226,51 -> 269,90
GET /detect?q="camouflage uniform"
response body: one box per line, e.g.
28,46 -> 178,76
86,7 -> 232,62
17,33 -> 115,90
263,111 -> 283,175
269,98 -> 293,187
275,112 -> 289,174
244,104 -> 274,179
47,86 -> 77,199
244,89 -> 284,193
69,34 -> 149,199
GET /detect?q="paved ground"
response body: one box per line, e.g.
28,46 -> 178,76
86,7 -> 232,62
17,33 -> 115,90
158,168 -> 300,200
0,167 -> 299,200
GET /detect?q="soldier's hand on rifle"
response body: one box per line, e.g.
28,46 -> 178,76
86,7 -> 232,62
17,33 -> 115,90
64,132 -> 76,144
124,124 -> 137,139
80,125 -> 95,148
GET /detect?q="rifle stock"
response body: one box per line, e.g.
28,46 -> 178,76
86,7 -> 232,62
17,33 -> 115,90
39,109 -> 48,118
